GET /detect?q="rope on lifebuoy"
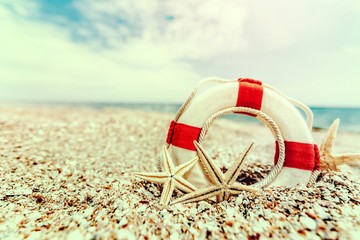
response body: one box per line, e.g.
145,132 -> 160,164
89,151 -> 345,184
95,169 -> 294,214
307,170 -> 320,186
197,106 -> 285,188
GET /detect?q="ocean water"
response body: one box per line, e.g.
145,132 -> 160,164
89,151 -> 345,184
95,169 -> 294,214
311,107 -> 360,132
86,103 -> 360,132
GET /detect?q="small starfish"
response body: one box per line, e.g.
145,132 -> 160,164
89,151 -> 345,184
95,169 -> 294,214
320,119 -> 360,171
134,146 -> 198,206
171,141 -> 257,205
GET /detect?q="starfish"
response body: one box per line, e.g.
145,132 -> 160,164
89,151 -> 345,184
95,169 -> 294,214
171,141 -> 257,205
134,145 -> 198,206
320,118 -> 360,171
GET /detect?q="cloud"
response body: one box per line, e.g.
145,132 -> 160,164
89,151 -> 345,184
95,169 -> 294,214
71,0 -> 360,59
0,1 -> 200,103
0,0 -> 360,106
71,0 -> 249,59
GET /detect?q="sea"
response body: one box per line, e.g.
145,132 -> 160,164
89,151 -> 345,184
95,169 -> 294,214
82,103 -> 360,132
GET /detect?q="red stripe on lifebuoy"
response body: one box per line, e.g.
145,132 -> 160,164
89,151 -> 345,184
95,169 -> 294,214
314,144 -> 320,170
166,120 -> 177,144
274,141 -> 316,171
236,79 -> 263,116
166,121 -> 202,151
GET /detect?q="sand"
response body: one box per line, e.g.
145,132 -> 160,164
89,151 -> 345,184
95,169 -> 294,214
1,105 -> 360,239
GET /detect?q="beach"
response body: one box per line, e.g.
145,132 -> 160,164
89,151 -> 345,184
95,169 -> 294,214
1,105 -> 360,239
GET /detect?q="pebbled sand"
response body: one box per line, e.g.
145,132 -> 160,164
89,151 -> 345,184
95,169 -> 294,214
1,105 -> 360,239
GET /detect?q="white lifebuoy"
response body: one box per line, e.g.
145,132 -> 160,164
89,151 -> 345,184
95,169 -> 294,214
164,78 -> 320,188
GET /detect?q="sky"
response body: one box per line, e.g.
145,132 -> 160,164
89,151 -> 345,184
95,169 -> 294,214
0,0 -> 360,106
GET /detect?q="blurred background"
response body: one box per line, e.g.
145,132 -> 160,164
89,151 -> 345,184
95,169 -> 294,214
1,0 -> 360,130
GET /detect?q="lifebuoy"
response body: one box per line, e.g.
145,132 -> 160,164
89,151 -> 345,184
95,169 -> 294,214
164,78 -> 320,188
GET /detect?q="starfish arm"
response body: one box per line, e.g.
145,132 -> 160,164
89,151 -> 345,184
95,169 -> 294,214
194,141 -> 225,185
162,146 -> 175,175
174,157 -> 198,176
320,156 -> 338,171
160,179 -> 175,206
171,185 -> 221,205
174,175 -> 197,193
133,172 -> 169,183
320,119 -> 340,156
225,142 -> 254,185
320,119 -> 360,170
333,154 -> 360,166
230,182 -> 258,193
